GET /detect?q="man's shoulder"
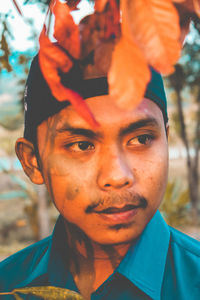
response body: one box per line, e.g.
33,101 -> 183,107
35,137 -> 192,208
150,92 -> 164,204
169,226 -> 200,258
0,235 -> 52,292
170,227 -> 200,276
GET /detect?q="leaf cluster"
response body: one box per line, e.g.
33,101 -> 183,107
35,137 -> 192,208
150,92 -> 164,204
0,17 -> 13,73
160,181 -> 190,227
23,0 -> 94,7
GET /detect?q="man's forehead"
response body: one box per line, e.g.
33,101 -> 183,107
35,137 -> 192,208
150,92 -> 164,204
24,57 -> 168,141
46,96 -> 164,133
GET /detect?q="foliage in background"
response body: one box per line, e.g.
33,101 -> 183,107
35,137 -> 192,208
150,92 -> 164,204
0,9 -> 36,130
167,23 -> 200,223
0,163 -> 47,241
0,13 -> 13,72
160,181 -> 190,227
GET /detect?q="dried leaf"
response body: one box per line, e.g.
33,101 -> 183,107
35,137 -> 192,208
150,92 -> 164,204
39,26 -> 98,128
173,0 -> 197,44
14,295 -> 23,300
39,26 -> 73,74
94,40 -> 115,74
66,0 -> 81,10
0,286 -> 84,300
108,37 -> 151,109
79,14 -> 98,58
121,0 -> 181,74
192,0 -> 200,15
176,0 -> 200,17
94,0 -> 120,39
173,0 -> 196,12
95,0 -> 109,12
52,0 -> 80,58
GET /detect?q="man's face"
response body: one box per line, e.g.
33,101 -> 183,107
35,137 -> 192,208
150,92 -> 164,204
37,96 -> 168,245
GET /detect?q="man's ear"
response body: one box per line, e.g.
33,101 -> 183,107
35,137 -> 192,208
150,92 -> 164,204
15,138 -> 44,185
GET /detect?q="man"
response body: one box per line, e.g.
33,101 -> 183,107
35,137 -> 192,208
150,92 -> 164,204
0,53 -> 200,300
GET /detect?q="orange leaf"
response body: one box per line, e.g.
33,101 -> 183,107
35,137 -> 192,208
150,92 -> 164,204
174,0 -> 200,17
191,0 -> 200,15
39,26 -> 98,128
94,0 -> 120,39
95,0 -> 109,12
52,0 -> 80,58
121,0 -> 181,74
39,26 -> 73,74
104,0 -> 120,39
108,37 -> 151,109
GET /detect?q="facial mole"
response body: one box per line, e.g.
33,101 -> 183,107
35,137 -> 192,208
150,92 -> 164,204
66,185 -> 80,200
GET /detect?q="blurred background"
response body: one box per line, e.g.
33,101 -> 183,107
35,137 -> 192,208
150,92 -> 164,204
0,0 -> 200,261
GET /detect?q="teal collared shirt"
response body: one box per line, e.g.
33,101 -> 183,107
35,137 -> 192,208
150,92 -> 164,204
0,211 -> 200,299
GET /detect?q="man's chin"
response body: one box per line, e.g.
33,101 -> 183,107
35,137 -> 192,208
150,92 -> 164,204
91,224 -> 147,246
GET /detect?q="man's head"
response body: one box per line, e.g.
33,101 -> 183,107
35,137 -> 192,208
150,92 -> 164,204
16,57 -> 169,245
22,55 -> 168,145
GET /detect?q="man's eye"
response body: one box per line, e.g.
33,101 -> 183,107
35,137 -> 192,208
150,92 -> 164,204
128,134 -> 153,146
66,141 -> 95,152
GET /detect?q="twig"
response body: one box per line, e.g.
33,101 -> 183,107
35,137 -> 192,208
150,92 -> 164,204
11,0 -> 23,16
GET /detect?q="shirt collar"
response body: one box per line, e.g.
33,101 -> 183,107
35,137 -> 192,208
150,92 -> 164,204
117,210 -> 170,300
15,211 -> 170,298
15,215 -> 70,289
15,237 -> 52,288
47,216 -> 78,290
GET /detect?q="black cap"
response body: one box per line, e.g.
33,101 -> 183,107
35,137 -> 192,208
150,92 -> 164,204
24,55 -> 168,142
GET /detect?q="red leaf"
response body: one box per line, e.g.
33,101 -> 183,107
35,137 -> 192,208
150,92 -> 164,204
95,0 -> 109,12
121,0 -> 181,74
104,0 -> 120,39
108,37 -> 151,109
39,26 -> 73,74
190,0 -> 200,16
52,0 -> 80,58
39,26 -> 98,128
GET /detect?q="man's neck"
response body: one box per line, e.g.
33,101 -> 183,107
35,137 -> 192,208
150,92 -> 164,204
64,221 -> 131,300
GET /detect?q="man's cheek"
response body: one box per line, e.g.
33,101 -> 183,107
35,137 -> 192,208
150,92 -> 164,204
147,165 -> 168,200
43,153 -> 75,176
65,184 -> 81,201
136,157 -> 168,196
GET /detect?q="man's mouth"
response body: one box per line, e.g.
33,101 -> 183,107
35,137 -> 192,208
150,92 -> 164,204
94,204 -> 141,214
85,193 -> 148,224
93,204 -> 142,224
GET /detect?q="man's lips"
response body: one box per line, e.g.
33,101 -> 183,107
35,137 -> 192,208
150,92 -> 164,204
94,204 -> 141,214
93,204 -> 142,224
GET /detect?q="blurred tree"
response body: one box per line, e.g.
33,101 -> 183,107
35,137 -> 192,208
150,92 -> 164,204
167,23 -> 200,223
0,3 -> 50,241
0,13 -> 13,73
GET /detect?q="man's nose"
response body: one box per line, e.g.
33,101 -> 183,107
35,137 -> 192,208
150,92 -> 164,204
97,149 -> 134,190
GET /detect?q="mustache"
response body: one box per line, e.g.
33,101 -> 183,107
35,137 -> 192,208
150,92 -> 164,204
85,191 -> 148,214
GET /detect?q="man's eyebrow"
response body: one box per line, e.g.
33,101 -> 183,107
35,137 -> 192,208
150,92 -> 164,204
119,118 -> 160,137
56,126 -> 103,139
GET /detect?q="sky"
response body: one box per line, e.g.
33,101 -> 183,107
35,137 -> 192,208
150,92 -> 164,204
0,0 -> 94,51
